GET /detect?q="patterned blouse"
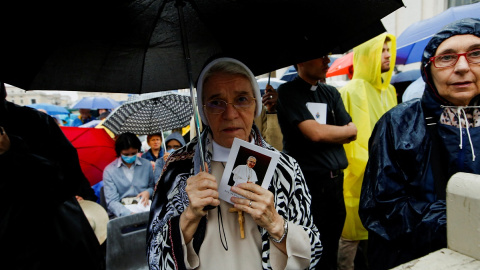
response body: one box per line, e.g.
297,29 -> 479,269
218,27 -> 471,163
147,126 -> 322,269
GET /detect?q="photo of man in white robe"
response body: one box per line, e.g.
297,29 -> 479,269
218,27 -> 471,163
232,156 -> 258,185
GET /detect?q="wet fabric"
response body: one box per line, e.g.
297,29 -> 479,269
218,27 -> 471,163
1,94 -> 104,269
339,33 -> 397,241
359,18 -> 480,269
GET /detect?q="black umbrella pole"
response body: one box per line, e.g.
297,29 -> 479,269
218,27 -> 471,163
176,1 -> 206,172
176,1 -> 214,211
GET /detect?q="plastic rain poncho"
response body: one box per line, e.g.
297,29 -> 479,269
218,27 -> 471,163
359,18 -> 480,269
339,33 -> 397,241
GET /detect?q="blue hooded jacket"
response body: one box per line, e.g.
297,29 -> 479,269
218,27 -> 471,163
359,18 -> 480,269
153,132 -> 186,181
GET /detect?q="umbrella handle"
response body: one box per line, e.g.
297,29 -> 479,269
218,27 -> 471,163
176,0 -> 206,172
176,1 -> 213,211
161,128 -> 166,154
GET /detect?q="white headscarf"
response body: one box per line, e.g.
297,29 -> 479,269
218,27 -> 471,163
196,57 -> 262,126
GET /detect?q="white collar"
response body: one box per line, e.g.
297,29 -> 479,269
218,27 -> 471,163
310,84 -> 318,91
212,140 -> 230,162
211,137 -> 255,162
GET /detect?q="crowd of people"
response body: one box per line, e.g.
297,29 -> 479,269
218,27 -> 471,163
1,17 -> 480,270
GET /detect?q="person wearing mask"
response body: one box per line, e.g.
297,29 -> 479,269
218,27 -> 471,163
359,18 -> 480,269
276,56 -> 357,270
337,33 -> 397,270
103,132 -> 155,217
0,83 -> 104,269
153,131 -> 186,181
147,57 -> 322,269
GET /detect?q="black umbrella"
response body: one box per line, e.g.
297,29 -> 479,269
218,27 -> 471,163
102,91 -> 193,136
0,0 -> 404,94
1,0 -> 404,173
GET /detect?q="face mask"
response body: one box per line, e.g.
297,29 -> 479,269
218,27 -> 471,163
121,154 -> 137,164
167,148 -> 175,154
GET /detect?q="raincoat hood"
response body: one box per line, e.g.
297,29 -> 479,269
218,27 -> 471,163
421,18 -> 480,107
196,57 -> 262,126
165,132 -> 186,147
352,33 -> 396,91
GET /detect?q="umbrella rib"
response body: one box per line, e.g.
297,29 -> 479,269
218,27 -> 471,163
138,0 -> 170,94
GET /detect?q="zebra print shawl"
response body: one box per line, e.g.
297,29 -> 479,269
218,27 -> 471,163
147,125 -> 322,269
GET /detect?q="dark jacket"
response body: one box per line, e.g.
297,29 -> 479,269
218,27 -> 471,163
0,85 -> 103,270
359,18 -> 480,269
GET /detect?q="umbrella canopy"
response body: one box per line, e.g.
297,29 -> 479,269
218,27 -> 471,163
257,78 -> 287,96
26,103 -> 70,115
0,0 -> 403,94
390,69 -> 421,84
71,97 -> 120,110
60,126 -> 117,186
280,72 -> 298,82
402,77 -> 425,102
102,91 -> 193,136
79,119 -> 102,128
279,55 -> 340,82
257,78 -> 286,90
396,2 -> 480,65
326,52 -> 354,78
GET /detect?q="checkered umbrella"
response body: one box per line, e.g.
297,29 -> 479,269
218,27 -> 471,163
102,91 -> 192,136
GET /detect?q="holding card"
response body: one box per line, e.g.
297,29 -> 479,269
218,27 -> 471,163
219,138 -> 280,203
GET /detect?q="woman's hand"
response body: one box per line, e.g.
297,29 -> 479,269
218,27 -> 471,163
180,170 -> 220,243
137,190 -> 150,207
184,171 -> 220,220
163,152 -> 170,161
230,183 -> 285,239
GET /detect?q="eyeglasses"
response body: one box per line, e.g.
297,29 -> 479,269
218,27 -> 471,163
204,96 -> 256,114
428,49 -> 480,68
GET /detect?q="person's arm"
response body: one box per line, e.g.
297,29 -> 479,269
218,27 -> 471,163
263,84 -> 278,113
299,85 -> 357,144
359,112 -> 446,246
298,120 -> 357,144
103,165 -> 132,217
232,166 -> 242,182
230,155 -> 322,269
180,171 -> 220,244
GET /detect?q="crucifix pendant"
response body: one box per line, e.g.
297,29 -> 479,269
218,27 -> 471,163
229,207 -> 245,238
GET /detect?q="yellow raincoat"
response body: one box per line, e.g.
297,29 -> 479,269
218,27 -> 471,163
339,33 -> 397,240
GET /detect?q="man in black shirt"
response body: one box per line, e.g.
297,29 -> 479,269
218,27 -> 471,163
277,56 -> 357,270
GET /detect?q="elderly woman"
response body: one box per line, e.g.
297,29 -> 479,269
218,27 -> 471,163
359,18 -> 480,270
147,58 -> 322,269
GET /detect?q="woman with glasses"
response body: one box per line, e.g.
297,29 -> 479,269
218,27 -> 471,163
147,58 -> 322,269
359,18 -> 480,270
